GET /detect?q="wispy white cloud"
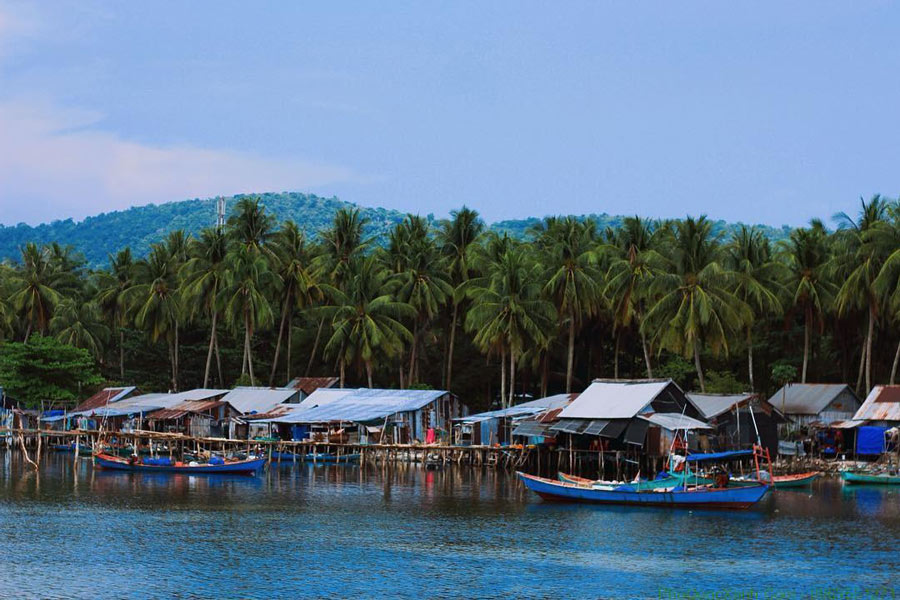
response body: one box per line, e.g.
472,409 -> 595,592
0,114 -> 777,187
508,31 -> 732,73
0,99 -> 356,225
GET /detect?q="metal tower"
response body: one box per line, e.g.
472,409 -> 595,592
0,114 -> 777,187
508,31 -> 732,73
216,196 -> 226,230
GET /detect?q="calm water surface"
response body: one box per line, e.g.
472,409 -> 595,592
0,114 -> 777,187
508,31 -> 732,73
1,451 -> 899,599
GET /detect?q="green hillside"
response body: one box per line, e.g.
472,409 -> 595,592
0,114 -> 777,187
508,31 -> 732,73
0,191 -> 793,267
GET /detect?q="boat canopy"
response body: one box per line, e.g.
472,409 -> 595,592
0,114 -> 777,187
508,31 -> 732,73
684,449 -> 753,462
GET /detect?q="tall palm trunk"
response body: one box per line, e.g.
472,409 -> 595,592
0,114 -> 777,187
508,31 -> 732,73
693,341 -> 706,393
269,298 -> 290,386
500,347 -> 507,409
613,333 -> 621,380
408,321 -> 419,385
203,311 -> 218,388
508,350 -> 516,408
168,338 -> 177,392
174,323 -> 179,391
286,316 -> 293,383
446,301 -> 459,391
214,332 -> 223,387
855,339 -> 866,395
565,316 -> 575,393
366,360 -> 374,388
801,311 -> 810,384
891,338 -> 900,385
864,304 -> 875,395
746,326 -> 755,391
119,328 -> 125,380
540,351 -> 549,399
306,319 -> 325,376
640,328 -> 653,379
244,310 -> 255,386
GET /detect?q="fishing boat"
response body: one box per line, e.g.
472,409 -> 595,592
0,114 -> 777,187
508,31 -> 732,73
519,472 -> 769,509
93,452 -> 266,474
841,471 -> 900,485
771,472 -> 820,488
558,471 -> 716,490
51,443 -> 93,456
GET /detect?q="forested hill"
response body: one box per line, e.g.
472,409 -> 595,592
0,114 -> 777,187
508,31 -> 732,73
0,191 -> 792,267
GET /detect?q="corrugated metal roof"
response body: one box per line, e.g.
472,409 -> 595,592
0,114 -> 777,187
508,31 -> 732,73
687,393 -> 755,419
297,388 -> 354,409
639,412 -> 712,431
72,386 -> 136,412
284,376 -> 339,395
70,389 -> 227,417
559,380 -> 675,419
255,388 -> 449,424
455,393 -> 576,424
853,386 -> 900,422
766,384 -> 857,416
221,388 -> 298,415
147,400 -> 228,421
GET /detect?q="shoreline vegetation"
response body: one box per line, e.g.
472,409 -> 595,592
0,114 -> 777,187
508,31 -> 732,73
1,195 -> 900,412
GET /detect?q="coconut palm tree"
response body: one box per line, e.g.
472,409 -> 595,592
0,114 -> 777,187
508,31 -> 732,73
10,243 -> 64,342
315,207 -> 370,286
465,245 -> 556,407
783,220 -> 836,384
644,216 -> 750,392
536,217 -> 603,393
96,247 -> 136,379
725,226 -> 784,390
605,217 -> 663,379
228,196 -> 275,253
833,196 -> 890,394
51,297 -> 109,360
868,200 -> 900,383
385,215 -> 454,386
268,221 -> 323,385
319,256 -> 414,387
437,206 -> 485,391
222,244 -> 277,386
181,228 -> 230,387
129,244 -> 181,390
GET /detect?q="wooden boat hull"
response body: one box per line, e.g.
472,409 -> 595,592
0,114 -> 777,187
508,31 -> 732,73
842,471 -> 900,485
51,444 -> 93,456
772,472 -> 820,488
519,472 -> 769,509
558,471 -> 716,490
93,453 -> 266,474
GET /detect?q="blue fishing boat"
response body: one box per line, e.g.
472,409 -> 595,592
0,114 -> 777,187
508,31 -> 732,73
518,472 -> 770,509
93,452 -> 266,475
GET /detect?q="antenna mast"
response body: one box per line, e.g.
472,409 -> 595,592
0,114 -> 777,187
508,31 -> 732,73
216,196 -> 226,231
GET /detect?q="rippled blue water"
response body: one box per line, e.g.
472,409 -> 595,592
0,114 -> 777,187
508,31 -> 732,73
1,451 -> 899,599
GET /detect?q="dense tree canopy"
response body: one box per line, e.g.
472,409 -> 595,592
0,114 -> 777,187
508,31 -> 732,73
0,194 -> 898,411
0,335 -> 102,408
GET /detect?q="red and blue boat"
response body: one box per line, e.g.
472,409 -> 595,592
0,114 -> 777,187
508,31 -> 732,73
93,452 -> 266,475
518,472 -> 770,509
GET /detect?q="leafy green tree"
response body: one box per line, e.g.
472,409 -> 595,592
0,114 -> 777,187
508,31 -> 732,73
96,248 -> 136,379
536,217 -> 603,392
644,216 -> 750,392
783,220 -> 836,384
319,256 -> 414,387
50,297 -> 109,360
0,335 -> 102,408
726,225 -> 783,390
9,243 -> 64,341
437,206 -> 484,392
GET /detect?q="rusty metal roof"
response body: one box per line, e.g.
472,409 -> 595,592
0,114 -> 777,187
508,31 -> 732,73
285,377 -> 339,395
73,387 -> 136,412
854,386 -> 900,422
147,400 -> 229,421
766,384 -> 858,416
687,393 -> 756,419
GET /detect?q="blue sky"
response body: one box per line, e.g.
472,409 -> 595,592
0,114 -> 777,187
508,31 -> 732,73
1,1 -> 899,226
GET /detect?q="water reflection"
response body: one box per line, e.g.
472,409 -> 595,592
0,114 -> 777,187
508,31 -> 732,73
1,450 -> 898,599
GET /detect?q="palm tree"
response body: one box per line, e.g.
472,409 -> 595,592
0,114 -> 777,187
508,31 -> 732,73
223,244 -> 276,386
869,201 -> 900,383
536,217 -> 603,393
783,220 -> 835,384
96,248 -> 135,379
644,216 -> 750,392
228,196 -> 275,252
605,217 -> 662,379
10,243 -> 64,342
129,244 -> 181,390
50,297 -> 109,360
315,207 -> 370,286
834,196 -> 889,394
268,221 -> 323,385
385,215 -> 454,386
319,256 -> 414,387
181,228 -> 230,387
465,245 -> 556,407
437,207 -> 484,391
725,226 -> 783,390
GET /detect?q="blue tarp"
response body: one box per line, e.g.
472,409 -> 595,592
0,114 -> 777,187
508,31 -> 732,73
856,426 -> 887,455
685,449 -> 753,462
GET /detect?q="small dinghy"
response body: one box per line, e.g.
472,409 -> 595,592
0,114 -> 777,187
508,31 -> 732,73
93,452 -> 266,474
